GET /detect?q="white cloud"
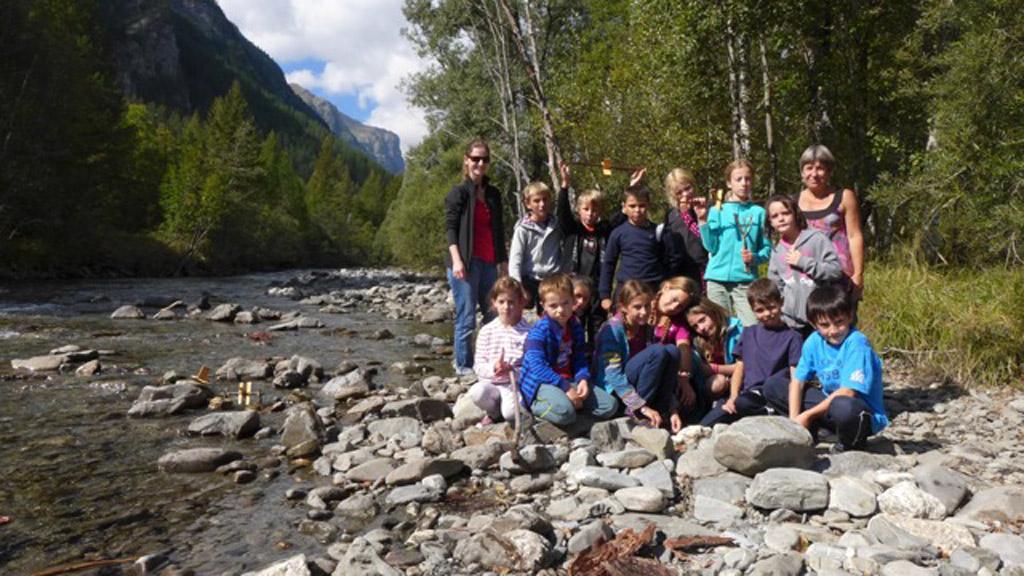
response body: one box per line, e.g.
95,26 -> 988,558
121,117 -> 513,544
217,0 -> 429,152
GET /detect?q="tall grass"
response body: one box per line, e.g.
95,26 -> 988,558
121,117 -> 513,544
859,256 -> 1024,387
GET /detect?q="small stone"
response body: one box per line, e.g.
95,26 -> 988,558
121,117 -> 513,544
347,458 -> 397,483
335,492 -> 377,518
693,495 -> 745,523
335,538 -> 401,576
381,397 -> 453,423
955,486 -> 1024,524
610,513 -> 716,540
11,354 -> 68,372
979,533 -> 1024,567
631,460 -> 675,498
950,546 -> 1003,573
384,483 -> 442,506
614,486 -> 666,513
385,458 -> 464,485
748,553 -> 804,576
571,466 -> 640,491
590,418 -> 633,452
75,359 -> 101,376
913,464 -> 970,514
320,370 -> 371,401
829,475 -> 881,517
450,443 -> 504,470
597,448 -> 657,469
158,448 -> 242,473
187,411 -> 260,439
239,554 -> 310,576
568,520 -> 614,556
629,426 -> 674,459
233,470 -> 256,484
880,560 -> 937,576
111,305 -> 145,319
216,357 -> 272,381
764,525 -> 801,552
509,473 -> 554,493
205,303 -> 240,322
675,441 -> 728,479
878,481 -> 947,519
866,514 -> 931,550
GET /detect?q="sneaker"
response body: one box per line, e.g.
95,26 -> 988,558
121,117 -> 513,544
452,362 -> 474,377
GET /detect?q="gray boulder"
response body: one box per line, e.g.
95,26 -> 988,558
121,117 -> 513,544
216,357 -> 272,381
913,464 -> 969,514
571,466 -> 640,490
381,398 -> 453,423
158,448 -> 242,473
281,403 -> 323,457
746,468 -> 830,511
205,303 -> 241,322
240,554 -> 310,576
320,370 -> 371,401
187,411 -> 260,439
335,538 -> 401,576
714,416 -> 814,476
955,486 -> 1024,524
111,305 -> 145,319
12,354 -> 68,372
829,475 -> 881,517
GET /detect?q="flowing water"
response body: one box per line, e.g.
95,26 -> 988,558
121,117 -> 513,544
0,271 -> 450,574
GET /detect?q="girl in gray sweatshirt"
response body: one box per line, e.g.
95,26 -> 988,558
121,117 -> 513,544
766,196 -> 844,334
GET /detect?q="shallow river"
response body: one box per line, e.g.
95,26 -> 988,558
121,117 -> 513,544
0,271 -> 450,574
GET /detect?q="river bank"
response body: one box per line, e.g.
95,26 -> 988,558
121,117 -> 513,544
2,268 -> 1023,575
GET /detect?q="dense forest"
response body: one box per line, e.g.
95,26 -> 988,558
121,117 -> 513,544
0,0 -> 399,276
382,0 -> 1024,270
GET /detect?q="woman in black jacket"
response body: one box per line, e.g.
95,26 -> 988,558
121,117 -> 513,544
445,138 -> 508,374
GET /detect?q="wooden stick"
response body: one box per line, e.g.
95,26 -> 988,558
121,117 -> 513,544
31,557 -> 138,576
568,160 -> 642,172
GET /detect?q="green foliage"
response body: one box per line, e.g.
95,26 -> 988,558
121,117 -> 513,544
860,256 -> 1024,387
378,134 -> 465,268
871,0 -> 1024,265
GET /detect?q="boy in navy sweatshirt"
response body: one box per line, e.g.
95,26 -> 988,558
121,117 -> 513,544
599,185 -> 677,311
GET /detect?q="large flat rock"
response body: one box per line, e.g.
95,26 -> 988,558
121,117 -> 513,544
713,416 -> 814,476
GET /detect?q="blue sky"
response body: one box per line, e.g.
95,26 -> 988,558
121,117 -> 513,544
280,58 -> 370,123
218,0 -> 428,151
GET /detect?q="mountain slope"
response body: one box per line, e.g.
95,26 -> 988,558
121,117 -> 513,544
291,83 -> 405,174
100,0 -> 379,177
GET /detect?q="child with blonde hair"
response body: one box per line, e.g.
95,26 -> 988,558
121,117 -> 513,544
510,181 -> 563,311
593,280 -> 684,432
696,159 -> 770,326
470,276 -> 531,425
662,168 -> 709,287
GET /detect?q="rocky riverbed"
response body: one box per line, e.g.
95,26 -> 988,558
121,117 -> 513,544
2,268 -> 1023,576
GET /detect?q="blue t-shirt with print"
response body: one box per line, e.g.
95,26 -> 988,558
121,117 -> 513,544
795,328 -> 889,433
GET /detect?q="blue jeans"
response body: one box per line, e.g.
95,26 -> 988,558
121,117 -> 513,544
531,384 -> 617,426
626,344 -> 680,415
763,376 -> 874,449
447,258 -> 498,370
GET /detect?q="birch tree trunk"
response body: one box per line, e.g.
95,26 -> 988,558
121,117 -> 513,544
760,36 -> 778,196
497,0 -> 562,188
726,14 -> 750,160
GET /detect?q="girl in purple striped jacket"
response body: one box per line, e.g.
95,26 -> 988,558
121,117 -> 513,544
469,276 -> 531,424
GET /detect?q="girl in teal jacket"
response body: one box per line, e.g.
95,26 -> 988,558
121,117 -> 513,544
697,159 -> 770,327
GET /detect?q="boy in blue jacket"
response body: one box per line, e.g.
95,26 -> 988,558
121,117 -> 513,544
763,284 -> 889,451
520,274 -> 617,426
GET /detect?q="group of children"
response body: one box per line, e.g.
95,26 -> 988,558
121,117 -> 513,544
467,158 -> 888,451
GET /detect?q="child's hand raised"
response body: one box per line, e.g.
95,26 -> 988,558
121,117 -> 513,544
494,348 -> 510,377
559,161 -> 571,190
629,167 -> 646,188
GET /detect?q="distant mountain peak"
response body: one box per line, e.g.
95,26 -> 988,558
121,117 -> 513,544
290,83 -> 404,174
